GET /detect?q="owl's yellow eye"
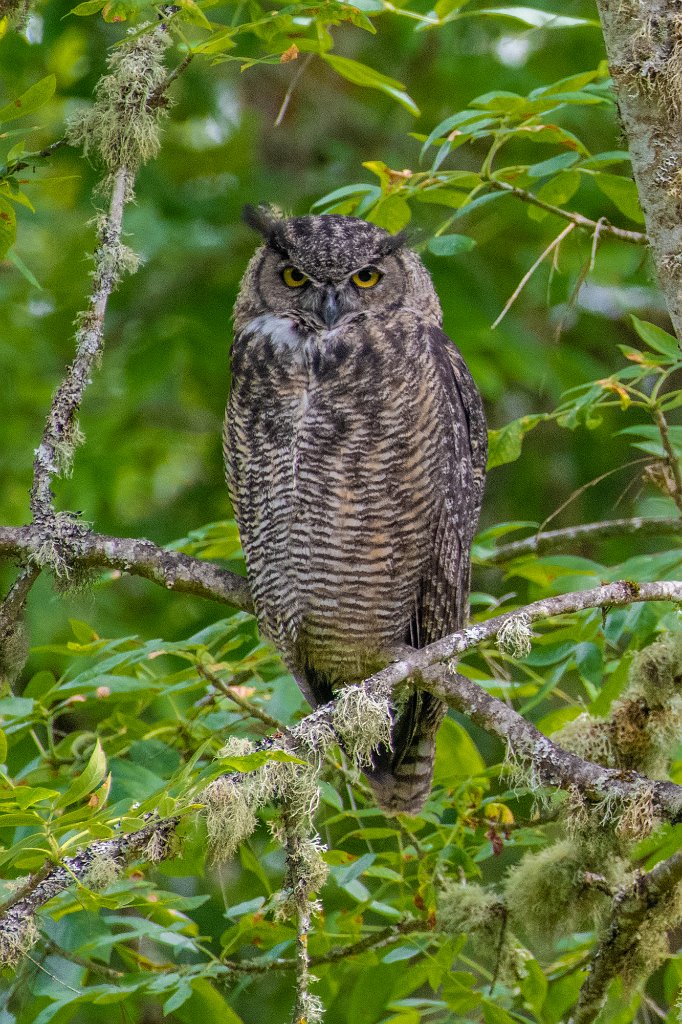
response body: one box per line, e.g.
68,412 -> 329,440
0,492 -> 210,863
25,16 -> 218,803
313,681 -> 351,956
282,266 -> 309,288
352,267 -> 382,289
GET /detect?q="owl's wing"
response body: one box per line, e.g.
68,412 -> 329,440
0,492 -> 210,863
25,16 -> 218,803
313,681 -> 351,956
416,324 -> 487,646
367,324 -> 487,814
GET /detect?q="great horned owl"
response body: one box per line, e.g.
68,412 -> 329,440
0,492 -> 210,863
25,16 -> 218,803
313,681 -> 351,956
224,208 -> 487,815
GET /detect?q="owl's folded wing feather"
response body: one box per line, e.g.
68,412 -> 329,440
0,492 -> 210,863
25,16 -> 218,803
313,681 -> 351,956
369,325 -> 487,813
417,324 -> 487,646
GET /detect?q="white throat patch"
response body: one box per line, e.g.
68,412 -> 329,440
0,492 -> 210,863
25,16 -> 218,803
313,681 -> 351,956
242,314 -> 303,349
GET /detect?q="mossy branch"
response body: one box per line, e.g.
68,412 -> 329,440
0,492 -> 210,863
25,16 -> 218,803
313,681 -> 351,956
571,850 -> 682,1024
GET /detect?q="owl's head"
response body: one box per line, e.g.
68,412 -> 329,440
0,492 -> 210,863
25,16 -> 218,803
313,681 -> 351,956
234,207 -> 441,332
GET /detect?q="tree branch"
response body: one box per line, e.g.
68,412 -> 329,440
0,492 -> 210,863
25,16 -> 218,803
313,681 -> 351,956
481,516 -> 682,563
30,164 -> 132,525
571,850 -> 682,1024
0,819 -> 177,951
219,918 -> 431,973
595,0 -> 682,341
0,525 -> 253,613
421,666 -> 682,820
2,553 -> 682,946
366,580 -> 682,696
486,178 -> 648,245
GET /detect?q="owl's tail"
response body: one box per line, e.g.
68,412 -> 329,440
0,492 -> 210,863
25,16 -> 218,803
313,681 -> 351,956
362,692 -> 446,816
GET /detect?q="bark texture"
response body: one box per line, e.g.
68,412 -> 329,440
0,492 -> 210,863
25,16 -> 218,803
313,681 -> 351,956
596,0 -> 682,341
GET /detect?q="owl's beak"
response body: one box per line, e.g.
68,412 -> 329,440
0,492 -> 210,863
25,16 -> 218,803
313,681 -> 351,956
320,286 -> 341,328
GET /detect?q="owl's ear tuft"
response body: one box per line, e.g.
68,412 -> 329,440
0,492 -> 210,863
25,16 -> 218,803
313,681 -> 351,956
243,204 -> 289,257
376,229 -> 409,258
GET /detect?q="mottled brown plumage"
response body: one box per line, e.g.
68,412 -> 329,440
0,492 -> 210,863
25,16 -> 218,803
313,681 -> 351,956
224,209 -> 486,814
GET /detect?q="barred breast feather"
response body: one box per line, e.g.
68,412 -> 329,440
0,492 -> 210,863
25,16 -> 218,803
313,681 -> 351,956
224,308 -> 486,814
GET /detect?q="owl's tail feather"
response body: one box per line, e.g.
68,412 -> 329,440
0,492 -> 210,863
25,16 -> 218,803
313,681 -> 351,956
297,663 -> 444,816
363,692 -> 446,816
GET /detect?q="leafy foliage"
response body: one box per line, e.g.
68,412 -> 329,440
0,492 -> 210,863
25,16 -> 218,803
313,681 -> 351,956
2,0 -> 682,1022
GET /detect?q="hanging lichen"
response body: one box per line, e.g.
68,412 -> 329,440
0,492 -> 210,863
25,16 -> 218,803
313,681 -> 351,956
67,23 -> 171,187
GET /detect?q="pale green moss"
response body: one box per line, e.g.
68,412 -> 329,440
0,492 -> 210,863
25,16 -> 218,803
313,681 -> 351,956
67,25 -> 170,178
0,916 -> 38,968
504,839 -> 620,943
333,685 -> 393,769
497,613 -> 532,659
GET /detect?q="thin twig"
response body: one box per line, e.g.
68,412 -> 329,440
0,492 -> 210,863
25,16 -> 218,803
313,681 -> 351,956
147,52 -> 194,109
486,179 -> 648,245
220,918 -> 430,973
1,138 -> 68,178
275,53 -> 314,127
41,938 -> 124,981
491,222 -> 576,329
197,664 -> 291,734
653,408 -> 682,515
482,515 -> 682,563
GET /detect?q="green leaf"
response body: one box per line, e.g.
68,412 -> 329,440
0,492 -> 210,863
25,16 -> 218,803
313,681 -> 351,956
6,248 -> 42,288
473,7 -> 599,28
56,739 -> 107,808
382,945 -> 422,963
322,54 -> 419,116
0,197 -> 16,259
530,70 -> 601,95
594,172 -> 645,224
434,717 -> 485,785
527,151 -> 580,178
164,983 -> 193,1016
519,958 -> 548,1013
528,169 -> 581,220
69,618 -> 100,643
367,195 -> 412,232
174,980 -> 245,1024
175,0 -> 211,30
428,233 -> 476,256
630,316 -> 680,359
581,150 -> 631,169
69,0 -> 106,13
415,188 -> 470,209
218,748 -> 306,772
0,75 -> 56,125
194,29 -> 236,55
482,1000 -> 517,1024
487,415 -> 546,469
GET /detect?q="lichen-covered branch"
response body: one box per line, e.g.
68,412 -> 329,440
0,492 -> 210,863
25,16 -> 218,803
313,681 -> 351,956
0,820 -> 177,966
2,570 -> 682,948
595,0 -> 682,342
571,850 -> 682,1024
0,525 -> 253,613
421,666 -> 682,821
482,516 -> 682,563
5,625 -> 682,954
30,164 -> 133,528
368,580 -> 682,695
